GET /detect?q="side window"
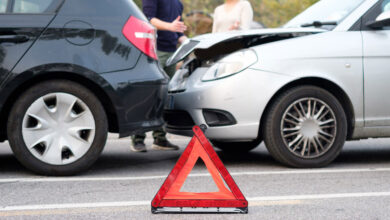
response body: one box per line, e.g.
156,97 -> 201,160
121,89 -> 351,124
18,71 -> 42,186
0,0 -> 7,13
379,0 -> 390,30
362,0 -> 390,30
12,0 -> 55,13
383,0 -> 390,12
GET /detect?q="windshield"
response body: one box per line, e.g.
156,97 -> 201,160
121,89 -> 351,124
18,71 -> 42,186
284,0 -> 365,30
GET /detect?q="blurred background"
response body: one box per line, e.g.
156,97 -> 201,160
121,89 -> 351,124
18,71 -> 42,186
134,0 -> 319,36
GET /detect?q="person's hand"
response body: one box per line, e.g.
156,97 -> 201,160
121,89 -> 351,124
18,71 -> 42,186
170,16 -> 187,33
229,21 -> 240,31
178,36 -> 188,44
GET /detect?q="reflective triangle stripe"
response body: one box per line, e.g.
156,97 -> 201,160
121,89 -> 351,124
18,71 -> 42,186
151,126 -> 248,213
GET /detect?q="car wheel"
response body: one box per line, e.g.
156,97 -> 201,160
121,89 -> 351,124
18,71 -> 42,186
263,86 -> 347,168
212,139 -> 261,153
7,80 -> 108,176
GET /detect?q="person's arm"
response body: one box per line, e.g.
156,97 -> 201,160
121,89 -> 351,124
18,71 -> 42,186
212,7 -> 219,33
239,1 -> 253,30
150,16 -> 187,33
178,35 -> 188,44
142,0 -> 186,32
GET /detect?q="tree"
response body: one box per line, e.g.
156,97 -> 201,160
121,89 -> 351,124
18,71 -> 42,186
133,0 -> 319,28
257,0 -> 319,27
134,0 -> 142,8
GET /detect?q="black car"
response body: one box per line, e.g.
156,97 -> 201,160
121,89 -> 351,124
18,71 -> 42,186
0,0 -> 168,175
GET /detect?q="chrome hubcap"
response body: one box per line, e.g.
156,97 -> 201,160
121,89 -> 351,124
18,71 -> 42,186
281,98 -> 337,159
22,93 -> 95,165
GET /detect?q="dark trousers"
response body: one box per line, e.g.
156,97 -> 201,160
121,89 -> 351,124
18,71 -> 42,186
132,50 -> 175,143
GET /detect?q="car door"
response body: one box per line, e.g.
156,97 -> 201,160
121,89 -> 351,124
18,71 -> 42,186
362,0 -> 390,126
0,0 -> 61,84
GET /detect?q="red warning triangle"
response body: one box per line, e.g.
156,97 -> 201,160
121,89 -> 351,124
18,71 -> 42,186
151,126 -> 248,213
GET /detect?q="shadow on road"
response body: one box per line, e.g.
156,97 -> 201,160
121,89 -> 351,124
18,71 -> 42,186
90,146 -> 277,174
336,147 -> 390,164
1,141 -> 390,175
0,154 -> 29,174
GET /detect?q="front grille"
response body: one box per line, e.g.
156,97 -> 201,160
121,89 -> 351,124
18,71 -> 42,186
164,110 -> 195,129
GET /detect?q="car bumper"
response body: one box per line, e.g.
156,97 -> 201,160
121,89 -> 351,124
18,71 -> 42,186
164,66 -> 294,141
101,54 -> 169,137
118,82 -> 168,137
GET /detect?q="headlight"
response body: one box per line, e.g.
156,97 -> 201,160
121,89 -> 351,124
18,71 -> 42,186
201,49 -> 257,81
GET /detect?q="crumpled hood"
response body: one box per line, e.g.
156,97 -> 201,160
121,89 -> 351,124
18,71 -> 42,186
166,27 -> 326,66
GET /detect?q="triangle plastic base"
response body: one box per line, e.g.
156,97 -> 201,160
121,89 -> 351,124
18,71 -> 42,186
151,126 -> 248,214
151,206 -> 248,214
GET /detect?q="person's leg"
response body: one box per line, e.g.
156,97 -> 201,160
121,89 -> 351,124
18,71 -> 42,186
131,133 -> 146,143
130,51 -> 178,152
152,128 -> 166,141
157,50 -> 176,78
130,133 -> 147,152
150,51 -> 179,150
164,63 -> 177,78
152,129 -> 179,150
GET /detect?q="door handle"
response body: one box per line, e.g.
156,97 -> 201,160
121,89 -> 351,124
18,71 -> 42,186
0,35 -> 29,43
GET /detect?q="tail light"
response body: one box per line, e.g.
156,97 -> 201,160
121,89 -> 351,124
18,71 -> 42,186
122,16 -> 157,60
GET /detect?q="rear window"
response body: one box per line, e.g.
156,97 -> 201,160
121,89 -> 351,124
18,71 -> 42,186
13,0 -> 55,13
0,0 -> 7,13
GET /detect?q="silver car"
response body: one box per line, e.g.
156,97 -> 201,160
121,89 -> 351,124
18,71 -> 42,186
164,0 -> 390,168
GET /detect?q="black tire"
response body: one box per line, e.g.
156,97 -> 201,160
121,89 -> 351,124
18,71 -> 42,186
263,86 -> 347,168
7,80 -> 108,176
212,139 -> 261,153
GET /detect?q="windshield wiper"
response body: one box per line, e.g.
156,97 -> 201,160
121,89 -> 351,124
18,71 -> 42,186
301,21 -> 338,28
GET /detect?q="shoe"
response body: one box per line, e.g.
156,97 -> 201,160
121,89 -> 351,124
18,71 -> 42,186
152,139 -> 179,151
130,141 -> 147,153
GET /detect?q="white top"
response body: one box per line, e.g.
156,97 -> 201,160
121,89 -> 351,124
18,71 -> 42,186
212,0 -> 254,33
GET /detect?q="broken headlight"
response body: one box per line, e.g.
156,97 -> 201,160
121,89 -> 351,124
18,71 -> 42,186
201,49 -> 257,81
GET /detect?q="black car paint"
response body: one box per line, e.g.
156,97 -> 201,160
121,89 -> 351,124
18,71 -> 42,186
0,0 -> 168,140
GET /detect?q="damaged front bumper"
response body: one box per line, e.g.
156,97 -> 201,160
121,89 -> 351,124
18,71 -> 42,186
164,65 -> 293,141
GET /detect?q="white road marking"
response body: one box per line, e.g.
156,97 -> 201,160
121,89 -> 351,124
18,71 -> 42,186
1,167 -> 390,183
247,191 -> 390,201
0,201 -> 149,212
1,191 -> 390,212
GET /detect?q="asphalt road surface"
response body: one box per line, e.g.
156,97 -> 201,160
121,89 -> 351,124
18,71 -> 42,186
1,134 -> 390,219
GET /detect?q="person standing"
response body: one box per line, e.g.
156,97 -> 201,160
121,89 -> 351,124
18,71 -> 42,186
212,0 -> 254,33
130,0 -> 188,152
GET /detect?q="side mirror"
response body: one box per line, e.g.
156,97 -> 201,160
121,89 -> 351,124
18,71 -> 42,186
366,11 -> 390,29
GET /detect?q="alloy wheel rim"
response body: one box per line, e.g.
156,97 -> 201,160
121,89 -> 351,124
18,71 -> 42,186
22,93 -> 95,165
280,97 -> 337,159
